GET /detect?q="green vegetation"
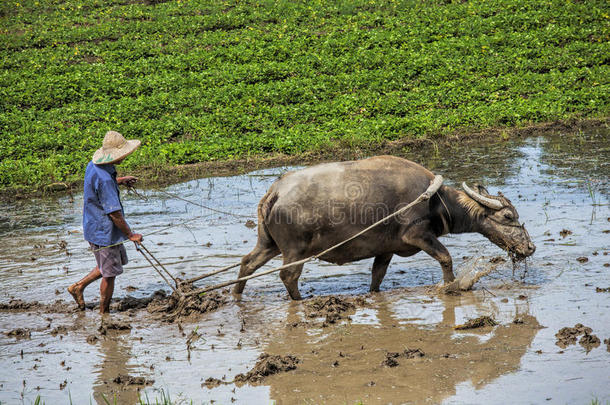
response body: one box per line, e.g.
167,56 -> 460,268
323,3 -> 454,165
1,0 -> 608,191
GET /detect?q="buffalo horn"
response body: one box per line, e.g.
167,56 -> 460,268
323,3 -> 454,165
462,182 -> 503,210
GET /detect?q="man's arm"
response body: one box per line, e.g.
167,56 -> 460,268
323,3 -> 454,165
108,210 -> 143,244
117,176 -> 138,187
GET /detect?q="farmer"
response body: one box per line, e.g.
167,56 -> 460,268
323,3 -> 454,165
68,130 -> 143,314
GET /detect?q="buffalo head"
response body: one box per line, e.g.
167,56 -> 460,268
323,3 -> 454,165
462,183 -> 535,260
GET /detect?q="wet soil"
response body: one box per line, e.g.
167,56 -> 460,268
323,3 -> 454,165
0,286 -> 230,324
234,353 -> 300,385
1,128 -> 609,404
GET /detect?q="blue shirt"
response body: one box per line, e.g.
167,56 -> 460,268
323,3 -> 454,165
83,161 -> 127,246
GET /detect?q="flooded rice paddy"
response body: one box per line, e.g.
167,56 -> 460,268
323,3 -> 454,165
0,128 -> 609,404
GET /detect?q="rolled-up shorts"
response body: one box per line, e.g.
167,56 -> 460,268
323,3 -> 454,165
89,243 -> 128,278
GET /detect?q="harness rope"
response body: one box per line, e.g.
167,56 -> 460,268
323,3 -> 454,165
184,175 -> 444,297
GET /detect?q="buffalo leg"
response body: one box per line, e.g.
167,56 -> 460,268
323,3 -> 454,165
233,244 -> 280,295
279,256 -> 304,300
370,253 -> 393,292
402,233 -> 455,283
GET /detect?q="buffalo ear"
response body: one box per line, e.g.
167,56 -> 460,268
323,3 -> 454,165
473,183 -> 491,197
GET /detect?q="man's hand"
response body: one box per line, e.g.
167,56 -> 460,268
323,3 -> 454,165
117,176 -> 138,187
128,233 -> 143,244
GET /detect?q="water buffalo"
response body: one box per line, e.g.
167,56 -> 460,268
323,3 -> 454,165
234,156 -> 535,299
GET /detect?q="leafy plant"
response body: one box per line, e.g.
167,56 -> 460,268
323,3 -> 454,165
0,0 -> 608,191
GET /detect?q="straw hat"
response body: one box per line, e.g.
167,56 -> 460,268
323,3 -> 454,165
92,131 -> 141,165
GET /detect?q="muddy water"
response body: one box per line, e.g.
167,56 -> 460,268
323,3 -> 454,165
1,128 -> 609,404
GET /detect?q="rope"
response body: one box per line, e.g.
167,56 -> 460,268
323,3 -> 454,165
185,175 -> 444,297
185,262 -> 241,284
156,189 -> 253,219
92,212 -> 214,252
93,185 -> 252,253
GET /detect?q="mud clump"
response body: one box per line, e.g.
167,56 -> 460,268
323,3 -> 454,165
382,352 -> 400,367
382,348 -> 425,367
305,296 -> 356,327
559,229 -> 572,238
99,319 -> 132,335
0,299 -> 44,311
234,353 -> 299,384
146,283 -> 229,323
454,316 -> 497,330
113,374 -> 154,386
0,299 -> 79,314
555,324 -> 593,348
579,332 -> 600,353
203,377 -> 223,389
5,328 -> 31,339
604,338 -> 610,352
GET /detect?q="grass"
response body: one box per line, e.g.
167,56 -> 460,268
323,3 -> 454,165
29,390 -> 191,405
1,0 -> 609,192
26,390 -> 290,405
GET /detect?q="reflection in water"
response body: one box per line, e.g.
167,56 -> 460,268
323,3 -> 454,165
93,331 -> 140,405
261,291 -> 540,404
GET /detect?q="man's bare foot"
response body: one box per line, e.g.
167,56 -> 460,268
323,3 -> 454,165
67,284 -> 85,310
